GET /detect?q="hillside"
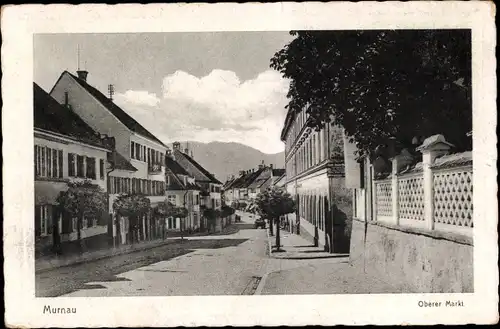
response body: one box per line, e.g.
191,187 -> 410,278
172,141 -> 285,183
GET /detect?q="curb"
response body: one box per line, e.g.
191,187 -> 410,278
266,228 -> 273,257
254,272 -> 269,295
35,238 -> 180,274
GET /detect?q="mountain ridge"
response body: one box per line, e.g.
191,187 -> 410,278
169,141 -> 285,183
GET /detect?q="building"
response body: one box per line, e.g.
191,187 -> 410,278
164,151 -> 201,232
49,70 -> 168,245
223,163 -> 285,211
272,172 -> 286,189
172,142 -> 223,230
345,134 -> 474,292
225,168 -> 262,205
34,83 -> 112,256
280,107 -> 351,253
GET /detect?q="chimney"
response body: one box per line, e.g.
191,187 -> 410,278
173,142 -> 181,150
76,70 -> 88,82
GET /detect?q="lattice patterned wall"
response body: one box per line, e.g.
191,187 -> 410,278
433,167 -> 473,228
398,174 -> 425,221
375,180 -> 392,217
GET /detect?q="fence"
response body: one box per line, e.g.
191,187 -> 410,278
373,146 -> 473,237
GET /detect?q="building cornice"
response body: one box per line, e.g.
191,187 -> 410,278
34,129 -> 110,153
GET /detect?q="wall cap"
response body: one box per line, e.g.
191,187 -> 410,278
352,217 -> 473,246
416,134 -> 455,153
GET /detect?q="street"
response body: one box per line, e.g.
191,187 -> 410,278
36,212 -> 359,296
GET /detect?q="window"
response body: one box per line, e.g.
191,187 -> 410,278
135,143 -> 141,161
68,153 -> 75,177
100,159 -> 104,180
35,205 -> 52,236
160,152 -> 164,166
72,217 -> 78,232
168,195 -> 176,205
76,155 -> 85,177
86,157 -> 96,179
131,142 -> 135,159
35,146 -> 63,179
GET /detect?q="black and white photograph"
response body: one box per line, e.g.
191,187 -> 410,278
2,2 -> 497,327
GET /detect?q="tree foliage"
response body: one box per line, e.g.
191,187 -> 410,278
271,30 -> 472,157
56,180 -> 107,248
203,208 -> 221,221
255,187 -> 296,220
221,205 -> 236,218
154,201 -> 187,218
113,193 -> 151,218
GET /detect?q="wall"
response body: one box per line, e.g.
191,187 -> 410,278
349,219 -> 473,293
129,133 -> 167,182
35,134 -> 108,191
51,73 -> 132,158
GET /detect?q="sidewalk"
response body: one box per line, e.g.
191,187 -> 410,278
261,261 -> 403,294
267,229 -> 348,260
261,228 -> 403,294
35,238 -> 179,273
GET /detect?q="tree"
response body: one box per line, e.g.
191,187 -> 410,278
271,30 -> 472,159
203,208 -> 221,233
113,193 -> 151,244
56,180 -> 107,252
221,205 -> 235,218
255,187 -> 296,252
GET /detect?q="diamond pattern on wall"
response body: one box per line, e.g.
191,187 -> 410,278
433,169 -> 473,227
398,175 -> 425,221
375,180 -> 392,217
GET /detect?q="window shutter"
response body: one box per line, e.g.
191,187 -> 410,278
100,159 -> 104,180
34,146 -> 38,177
61,209 -> 70,234
47,206 -> 54,234
34,205 -> 41,237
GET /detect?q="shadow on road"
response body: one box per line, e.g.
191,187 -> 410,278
36,237 -> 248,297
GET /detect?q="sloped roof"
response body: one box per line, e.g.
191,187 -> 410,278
272,168 -> 286,177
165,156 -> 190,176
226,174 -> 246,189
107,150 -> 137,172
165,172 -> 185,191
165,156 -> 202,191
234,169 -> 264,189
173,149 -> 222,184
273,173 -> 286,185
223,177 -> 235,190
34,82 -> 109,149
248,169 -> 271,189
62,71 -> 166,147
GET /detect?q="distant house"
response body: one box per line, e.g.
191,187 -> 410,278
50,70 -> 168,245
164,151 -> 201,231
172,142 -> 222,231
34,83 -> 112,256
224,162 -> 286,207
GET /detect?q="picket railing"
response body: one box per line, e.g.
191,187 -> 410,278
373,138 -> 473,237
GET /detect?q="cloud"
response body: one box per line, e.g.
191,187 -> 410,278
114,69 -> 289,154
115,90 -> 160,107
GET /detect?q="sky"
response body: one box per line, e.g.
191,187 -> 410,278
34,32 -> 295,154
